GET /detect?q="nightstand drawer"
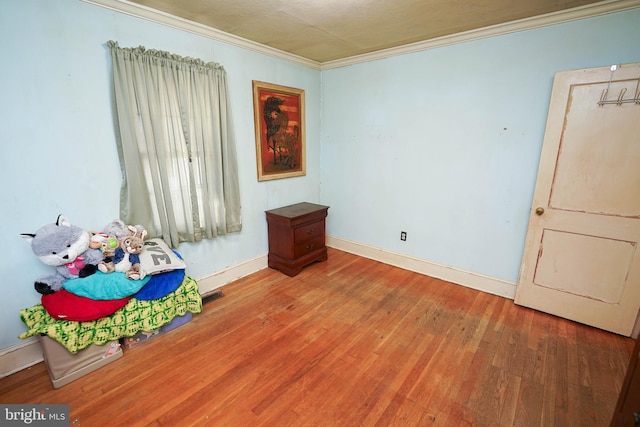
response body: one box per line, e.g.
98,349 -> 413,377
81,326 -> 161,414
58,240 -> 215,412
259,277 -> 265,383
294,222 -> 323,243
294,236 -> 325,258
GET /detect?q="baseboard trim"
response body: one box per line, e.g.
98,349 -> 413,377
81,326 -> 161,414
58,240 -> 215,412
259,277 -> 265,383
1,243 -> 514,377
327,235 -> 517,299
1,255 -> 269,378
0,338 -> 43,379
197,254 -> 268,296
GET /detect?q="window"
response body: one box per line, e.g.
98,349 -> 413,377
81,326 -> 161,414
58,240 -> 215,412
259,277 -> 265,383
108,41 -> 241,247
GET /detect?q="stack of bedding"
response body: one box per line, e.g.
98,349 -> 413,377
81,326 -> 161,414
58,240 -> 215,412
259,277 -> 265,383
19,238 -> 203,354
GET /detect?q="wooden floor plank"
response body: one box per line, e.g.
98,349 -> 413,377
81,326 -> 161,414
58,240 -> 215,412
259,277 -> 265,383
0,248 -> 633,426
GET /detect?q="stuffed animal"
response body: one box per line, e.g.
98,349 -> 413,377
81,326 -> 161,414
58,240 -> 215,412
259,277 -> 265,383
98,225 -> 147,280
89,231 -> 119,255
103,219 -> 146,240
103,219 -> 130,241
89,231 -> 107,249
21,215 -> 104,295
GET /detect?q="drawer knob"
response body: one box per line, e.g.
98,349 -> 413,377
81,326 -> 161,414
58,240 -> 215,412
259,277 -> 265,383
306,229 -> 314,235
306,243 -> 314,250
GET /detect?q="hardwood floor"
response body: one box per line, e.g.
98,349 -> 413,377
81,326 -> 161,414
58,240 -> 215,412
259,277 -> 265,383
1,248 -> 633,426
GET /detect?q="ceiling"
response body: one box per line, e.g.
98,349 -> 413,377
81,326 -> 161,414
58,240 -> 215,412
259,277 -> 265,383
124,0 -> 610,63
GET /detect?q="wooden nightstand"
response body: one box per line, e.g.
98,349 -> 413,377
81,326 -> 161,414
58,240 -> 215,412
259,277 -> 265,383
265,202 -> 329,276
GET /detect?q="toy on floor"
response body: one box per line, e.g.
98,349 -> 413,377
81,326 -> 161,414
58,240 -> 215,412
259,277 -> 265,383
21,215 -> 104,295
98,225 -> 147,280
89,231 -> 119,255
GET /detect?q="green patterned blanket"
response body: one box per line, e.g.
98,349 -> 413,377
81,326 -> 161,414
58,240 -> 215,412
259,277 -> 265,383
19,276 -> 202,353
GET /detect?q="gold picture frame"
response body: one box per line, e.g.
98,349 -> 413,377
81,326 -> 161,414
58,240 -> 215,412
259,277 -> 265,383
252,80 -> 306,181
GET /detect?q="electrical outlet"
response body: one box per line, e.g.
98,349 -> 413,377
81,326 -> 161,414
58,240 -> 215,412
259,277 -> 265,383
400,231 -> 407,241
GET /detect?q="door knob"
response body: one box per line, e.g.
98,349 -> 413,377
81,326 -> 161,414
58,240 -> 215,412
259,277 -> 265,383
535,207 -> 545,215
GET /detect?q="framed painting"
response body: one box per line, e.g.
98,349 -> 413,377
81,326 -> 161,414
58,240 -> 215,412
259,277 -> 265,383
252,81 -> 306,181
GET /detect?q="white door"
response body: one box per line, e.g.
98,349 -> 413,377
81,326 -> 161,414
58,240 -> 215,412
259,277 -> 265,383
514,63 -> 640,336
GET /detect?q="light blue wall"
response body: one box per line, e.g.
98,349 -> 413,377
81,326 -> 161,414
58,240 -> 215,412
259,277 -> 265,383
1,0 -> 638,353
320,9 -> 640,283
0,0 -> 320,350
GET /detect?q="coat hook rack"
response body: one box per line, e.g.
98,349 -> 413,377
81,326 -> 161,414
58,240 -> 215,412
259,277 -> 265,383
598,64 -> 640,106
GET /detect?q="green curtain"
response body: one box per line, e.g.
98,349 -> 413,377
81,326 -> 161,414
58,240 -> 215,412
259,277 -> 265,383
108,41 -> 241,248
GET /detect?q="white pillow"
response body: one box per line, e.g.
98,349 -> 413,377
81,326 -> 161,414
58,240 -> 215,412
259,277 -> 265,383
139,238 -> 186,275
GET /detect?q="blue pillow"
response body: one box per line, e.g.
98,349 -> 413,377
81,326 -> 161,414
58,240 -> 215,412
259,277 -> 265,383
133,268 -> 186,300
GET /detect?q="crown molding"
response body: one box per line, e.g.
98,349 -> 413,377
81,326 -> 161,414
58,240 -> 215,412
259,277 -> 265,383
82,0 -> 639,71
321,0 -> 640,70
80,0 -> 322,70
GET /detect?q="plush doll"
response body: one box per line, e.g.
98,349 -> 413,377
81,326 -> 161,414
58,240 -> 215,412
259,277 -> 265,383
103,219 -> 130,241
89,231 -> 119,255
103,219 -> 146,241
21,215 -> 104,295
98,226 -> 147,280
89,231 -> 107,249
102,219 -> 145,257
